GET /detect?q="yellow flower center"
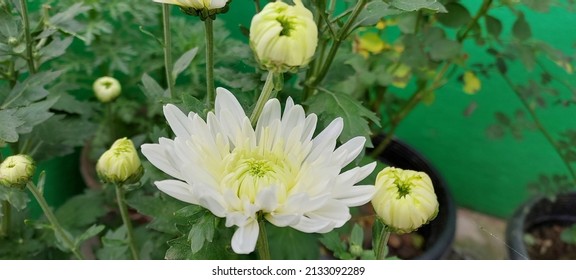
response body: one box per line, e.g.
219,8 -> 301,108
222,148 -> 296,203
277,15 -> 295,37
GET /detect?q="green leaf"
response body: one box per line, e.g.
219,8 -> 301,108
268,225 -> 320,260
182,94 -> 208,118
214,68 -> 260,92
165,224 -> 238,260
75,224 -> 105,245
2,71 -> 63,108
126,192 -> 189,235
51,92 -> 95,117
140,73 -> 166,100
350,224 -> 364,246
485,15 -> 503,38
19,115 -> 96,161
353,2 -> 401,27
436,2 -> 472,28
96,226 -> 130,260
390,0 -> 447,12
306,89 -> 380,147
39,37 -> 73,64
512,12 -> 532,41
0,185 -> 30,211
172,47 -> 199,81
188,214 -> 217,254
0,109 -> 24,142
429,39 -> 461,61
55,190 -> 107,229
13,98 -> 59,135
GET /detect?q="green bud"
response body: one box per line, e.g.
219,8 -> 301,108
0,154 -> 36,190
93,76 -> 121,103
96,138 -> 143,185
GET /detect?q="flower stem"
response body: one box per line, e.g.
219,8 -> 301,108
0,201 -> 10,238
19,0 -> 36,74
115,185 -> 139,260
204,17 -> 215,108
256,217 -> 270,260
26,182 -> 84,260
250,71 -> 276,126
500,73 -> 576,184
303,0 -> 366,99
375,225 -> 391,260
162,4 -> 175,98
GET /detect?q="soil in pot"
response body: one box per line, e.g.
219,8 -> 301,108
525,221 -> 576,260
507,192 -> 576,260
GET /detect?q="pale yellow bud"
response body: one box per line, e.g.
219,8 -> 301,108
96,138 -> 143,185
371,167 -> 439,233
153,0 -> 230,19
250,0 -> 318,72
0,154 -> 35,189
93,76 -> 121,103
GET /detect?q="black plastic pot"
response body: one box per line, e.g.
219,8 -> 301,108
371,136 -> 457,260
505,192 -> 576,260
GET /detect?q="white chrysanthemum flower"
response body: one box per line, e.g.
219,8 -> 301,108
142,88 -> 376,254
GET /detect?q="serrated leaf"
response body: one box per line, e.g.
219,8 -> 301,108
512,13 -> 532,41
96,226 -> 129,260
485,15 -> 503,38
306,89 -> 380,147
390,0 -> 447,12
2,71 -> 63,108
20,115 -> 96,161
172,47 -> 198,81
165,224 -> 238,260
13,97 -> 59,134
354,2 -> 401,27
268,225 -> 320,260
39,37 -> 73,64
0,109 -> 24,142
436,2 -> 472,28
126,192 -> 189,235
0,185 -> 30,211
55,190 -> 107,229
188,215 -> 216,254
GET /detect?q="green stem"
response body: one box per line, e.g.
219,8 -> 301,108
501,73 -> 576,184
256,216 -> 270,260
250,71 -> 276,126
303,0 -> 367,99
205,18 -> 215,108
253,0 -> 261,13
375,225 -> 391,260
162,4 -> 175,98
457,0 -> 493,42
27,182 -> 84,260
115,185 -> 139,260
19,0 -> 36,74
0,201 -> 10,238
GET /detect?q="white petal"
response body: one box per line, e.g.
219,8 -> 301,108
231,219 -> 259,254
163,104 -> 194,139
334,185 -> 376,206
307,118 -> 343,162
291,216 -> 335,233
332,136 -> 366,167
155,180 -> 197,204
141,141 -> 183,180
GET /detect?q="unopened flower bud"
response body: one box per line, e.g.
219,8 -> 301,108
96,138 -> 143,185
371,167 -> 439,234
250,0 -> 317,73
153,0 -> 230,20
93,76 -> 121,103
7,36 -> 18,47
0,155 -> 35,189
